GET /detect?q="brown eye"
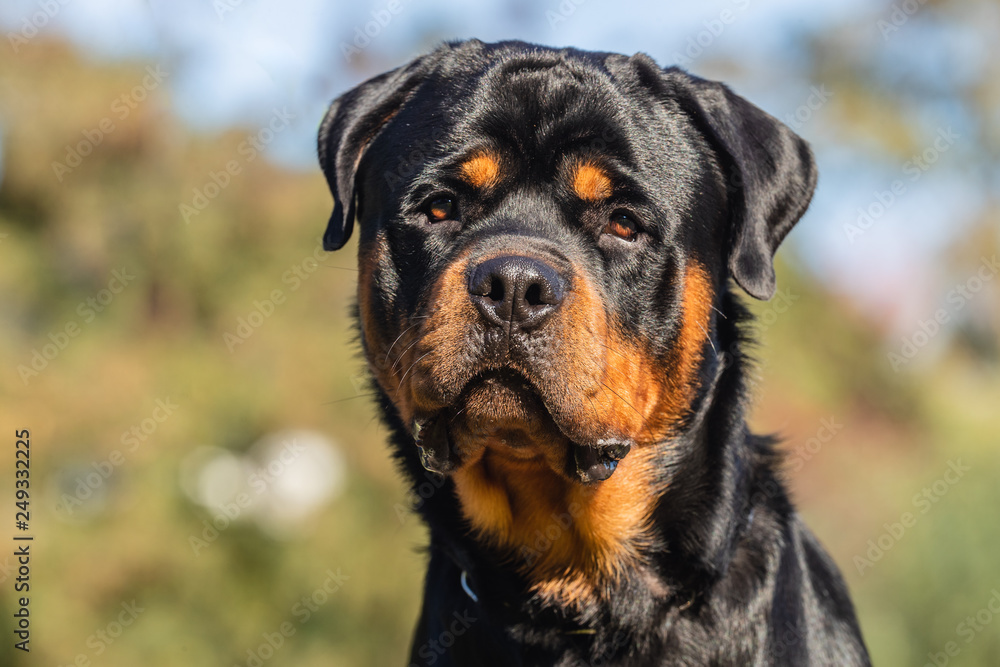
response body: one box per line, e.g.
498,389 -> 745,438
428,197 -> 455,222
605,213 -> 638,241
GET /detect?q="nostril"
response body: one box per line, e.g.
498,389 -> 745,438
488,277 -> 505,303
524,282 -> 543,307
468,254 -> 566,327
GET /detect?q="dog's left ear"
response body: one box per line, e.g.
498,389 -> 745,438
665,69 -> 817,300
317,57 -> 432,251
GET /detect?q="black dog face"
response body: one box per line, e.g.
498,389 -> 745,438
319,40 -> 815,604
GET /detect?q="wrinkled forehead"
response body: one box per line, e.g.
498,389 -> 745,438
455,55 -> 638,160
447,55 -> 709,192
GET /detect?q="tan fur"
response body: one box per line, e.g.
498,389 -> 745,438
571,161 -> 613,202
460,152 -> 501,189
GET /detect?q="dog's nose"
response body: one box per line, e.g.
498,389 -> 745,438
468,255 -> 566,329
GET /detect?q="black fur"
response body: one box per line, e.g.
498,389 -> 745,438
318,39 -> 869,666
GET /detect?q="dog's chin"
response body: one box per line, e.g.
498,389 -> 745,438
410,369 -> 631,484
451,370 -> 563,447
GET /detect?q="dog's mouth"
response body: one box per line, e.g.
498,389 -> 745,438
411,368 -> 632,483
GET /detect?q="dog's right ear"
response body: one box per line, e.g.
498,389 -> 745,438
317,58 -> 431,251
661,68 -> 817,301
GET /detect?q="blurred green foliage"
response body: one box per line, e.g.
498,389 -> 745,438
0,33 -> 998,667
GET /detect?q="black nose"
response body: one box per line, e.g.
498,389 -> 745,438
468,255 -> 566,328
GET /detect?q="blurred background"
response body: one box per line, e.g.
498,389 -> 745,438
0,0 -> 997,665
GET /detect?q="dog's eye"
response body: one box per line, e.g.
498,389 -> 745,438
604,213 -> 639,241
427,197 -> 456,222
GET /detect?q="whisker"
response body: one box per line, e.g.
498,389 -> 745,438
446,405 -> 468,424
390,336 -> 424,376
383,319 -> 425,368
696,322 -> 718,356
585,392 -> 601,422
322,392 -> 379,406
397,351 -> 432,389
599,379 -> 652,432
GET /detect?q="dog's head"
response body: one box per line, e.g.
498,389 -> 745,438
318,40 -> 814,589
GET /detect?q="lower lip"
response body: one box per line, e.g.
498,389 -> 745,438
484,443 -> 543,462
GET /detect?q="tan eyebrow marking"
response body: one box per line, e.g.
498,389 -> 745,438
460,152 -> 501,188
572,161 -> 613,202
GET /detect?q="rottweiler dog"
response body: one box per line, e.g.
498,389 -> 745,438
318,39 -> 870,666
